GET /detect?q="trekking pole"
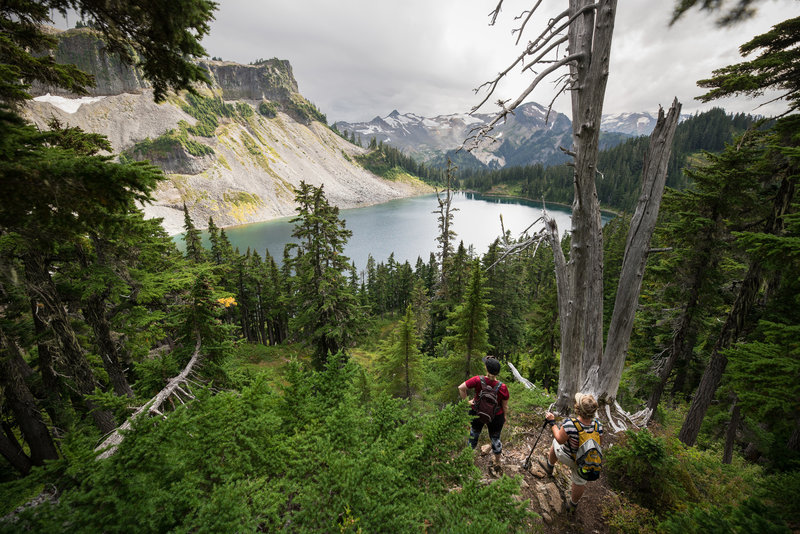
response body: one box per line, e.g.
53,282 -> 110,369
522,419 -> 550,470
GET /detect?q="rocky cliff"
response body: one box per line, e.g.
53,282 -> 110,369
25,28 -> 430,235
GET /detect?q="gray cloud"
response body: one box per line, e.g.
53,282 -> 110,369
202,0 -> 795,122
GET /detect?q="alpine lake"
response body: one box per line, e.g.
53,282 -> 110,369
180,192 -> 612,272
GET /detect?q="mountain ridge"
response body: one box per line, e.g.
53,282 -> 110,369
24,27 -> 431,235
335,107 -> 690,170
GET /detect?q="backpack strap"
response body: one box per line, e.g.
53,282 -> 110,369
572,418 -> 600,435
571,417 -> 583,432
479,376 -> 486,388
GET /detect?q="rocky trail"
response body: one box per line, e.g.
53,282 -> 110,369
472,412 -> 618,534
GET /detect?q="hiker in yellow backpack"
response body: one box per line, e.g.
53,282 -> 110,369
538,393 -> 603,513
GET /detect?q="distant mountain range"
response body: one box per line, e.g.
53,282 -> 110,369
335,105 -> 685,170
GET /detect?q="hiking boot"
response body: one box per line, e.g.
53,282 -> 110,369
490,453 -> 502,476
537,456 -> 554,477
565,499 -> 578,514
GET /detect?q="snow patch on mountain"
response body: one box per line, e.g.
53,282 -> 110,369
33,93 -> 106,114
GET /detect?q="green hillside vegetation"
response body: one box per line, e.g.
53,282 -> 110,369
2,1 -> 798,532
127,124 -> 215,159
1,172 -> 796,531
349,137 -> 447,184
459,108 -> 759,212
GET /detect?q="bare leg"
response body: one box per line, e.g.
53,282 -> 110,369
571,483 -> 586,503
548,445 -> 558,465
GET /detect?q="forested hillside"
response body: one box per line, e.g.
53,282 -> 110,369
1,1 -> 798,533
459,108 -> 759,211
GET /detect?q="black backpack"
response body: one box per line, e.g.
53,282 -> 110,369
475,376 -> 502,424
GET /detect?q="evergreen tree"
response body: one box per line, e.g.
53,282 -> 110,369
284,182 -> 365,368
675,15 -> 800,446
0,0 -> 215,106
483,237 -> 526,358
182,204 -> 205,263
445,258 -> 493,381
376,304 -> 423,399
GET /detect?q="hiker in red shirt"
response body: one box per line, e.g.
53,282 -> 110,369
457,356 -> 510,475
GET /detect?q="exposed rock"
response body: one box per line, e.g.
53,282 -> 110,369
31,27 -> 148,97
544,482 -> 564,514
24,91 -> 191,153
533,481 -> 564,515
23,30 -> 432,236
131,143 -> 216,175
202,59 -> 297,102
480,444 -> 493,455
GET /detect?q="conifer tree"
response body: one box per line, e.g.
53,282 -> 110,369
284,182 -> 365,367
445,258 -> 493,381
409,279 -> 431,341
376,304 -> 423,399
0,0 -> 216,471
182,204 -> 205,263
483,238 -> 526,358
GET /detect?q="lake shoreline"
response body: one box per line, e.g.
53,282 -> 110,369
467,190 -> 623,218
175,191 -> 576,270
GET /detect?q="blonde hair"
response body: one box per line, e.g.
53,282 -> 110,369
574,393 -> 598,419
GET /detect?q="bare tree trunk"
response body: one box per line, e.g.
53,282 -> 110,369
0,422 -> 32,475
788,415 -> 800,453
83,293 -> 134,398
550,0 -> 616,412
679,262 -> 763,445
96,337 -> 202,459
0,328 -> 59,466
23,251 -> 117,435
30,304 -> 69,431
680,176 -> 795,446
476,0 -> 678,418
646,280 -> 700,419
598,100 -> 682,403
545,218 -> 579,411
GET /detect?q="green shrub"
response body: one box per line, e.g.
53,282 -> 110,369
505,381 -> 553,415
235,102 -> 253,118
4,358 -> 531,533
659,497 -> 791,534
601,494 -> 658,534
129,127 -> 214,159
285,94 -> 326,124
181,93 -> 236,137
258,100 -> 277,118
604,429 -> 688,511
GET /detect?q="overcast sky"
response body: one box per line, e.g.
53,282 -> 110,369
200,1 -> 794,123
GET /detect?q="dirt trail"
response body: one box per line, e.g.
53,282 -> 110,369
473,412 -> 618,534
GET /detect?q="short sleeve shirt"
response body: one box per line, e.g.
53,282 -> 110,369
464,375 -> 510,415
561,417 -> 603,456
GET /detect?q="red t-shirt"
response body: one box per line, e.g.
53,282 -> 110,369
465,375 -> 510,415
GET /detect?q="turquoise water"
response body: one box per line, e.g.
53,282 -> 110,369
182,193 -> 587,271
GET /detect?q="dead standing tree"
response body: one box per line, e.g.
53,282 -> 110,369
469,0 -> 681,421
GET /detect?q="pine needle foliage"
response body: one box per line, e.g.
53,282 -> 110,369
375,304 -> 423,399
4,357 -> 531,533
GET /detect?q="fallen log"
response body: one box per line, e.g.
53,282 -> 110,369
95,337 -> 202,460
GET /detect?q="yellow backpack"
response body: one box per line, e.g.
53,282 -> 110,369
571,418 -> 603,481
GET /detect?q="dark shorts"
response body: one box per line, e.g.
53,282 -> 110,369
469,410 -> 505,437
